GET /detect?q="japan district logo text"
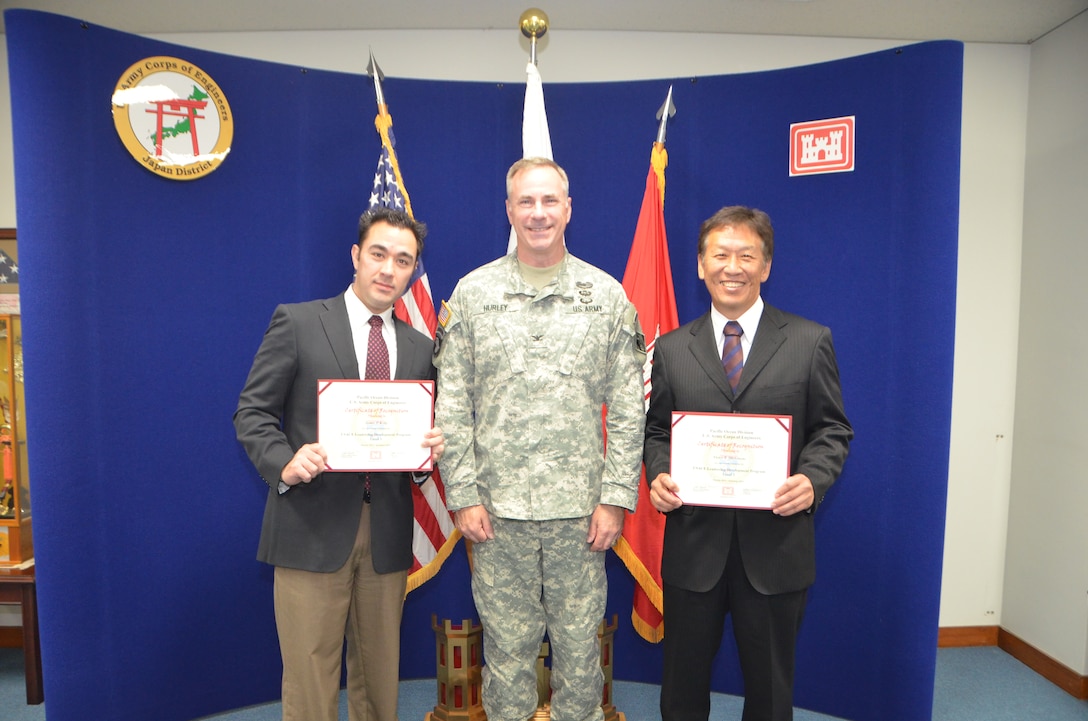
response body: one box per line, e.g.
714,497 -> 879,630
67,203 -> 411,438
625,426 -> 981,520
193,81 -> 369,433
112,56 -> 234,181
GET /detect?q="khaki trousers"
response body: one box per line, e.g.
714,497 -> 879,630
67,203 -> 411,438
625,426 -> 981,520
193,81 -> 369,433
274,502 -> 408,721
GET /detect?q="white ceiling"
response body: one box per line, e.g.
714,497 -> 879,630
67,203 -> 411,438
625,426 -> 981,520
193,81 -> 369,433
1,0 -> 1086,44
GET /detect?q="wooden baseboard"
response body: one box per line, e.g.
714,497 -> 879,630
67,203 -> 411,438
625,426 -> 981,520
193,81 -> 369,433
938,625 -> 1088,700
997,628 -> 1088,700
0,626 -> 23,648
938,625 -> 999,647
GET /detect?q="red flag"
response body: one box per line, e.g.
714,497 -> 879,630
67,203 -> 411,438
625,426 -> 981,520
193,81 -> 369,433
370,102 -> 460,593
613,143 -> 678,642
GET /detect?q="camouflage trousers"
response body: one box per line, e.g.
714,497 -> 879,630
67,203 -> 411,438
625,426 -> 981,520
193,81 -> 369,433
472,515 -> 606,721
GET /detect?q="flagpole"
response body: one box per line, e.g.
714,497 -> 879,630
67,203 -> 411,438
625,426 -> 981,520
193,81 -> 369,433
366,48 -> 386,113
366,49 -> 413,218
653,85 -> 676,205
656,85 -> 677,144
613,84 -> 681,643
509,9 -> 554,254
519,8 -> 549,66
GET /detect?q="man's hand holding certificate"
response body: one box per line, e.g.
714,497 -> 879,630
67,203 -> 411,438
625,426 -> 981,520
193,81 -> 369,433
669,412 -> 792,509
317,379 -> 435,472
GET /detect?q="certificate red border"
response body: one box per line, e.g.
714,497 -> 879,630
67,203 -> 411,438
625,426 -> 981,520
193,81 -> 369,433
317,379 -> 435,472
669,411 -> 793,509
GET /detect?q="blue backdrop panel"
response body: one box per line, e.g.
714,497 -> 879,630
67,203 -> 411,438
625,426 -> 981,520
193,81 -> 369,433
6,10 -> 961,721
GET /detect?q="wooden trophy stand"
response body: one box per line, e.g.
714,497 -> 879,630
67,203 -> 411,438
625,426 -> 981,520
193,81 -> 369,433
426,615 -> 624,721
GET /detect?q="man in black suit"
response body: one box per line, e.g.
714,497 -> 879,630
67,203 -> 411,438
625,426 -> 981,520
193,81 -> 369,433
644,206 -> 852,721
234,207 -> 445,721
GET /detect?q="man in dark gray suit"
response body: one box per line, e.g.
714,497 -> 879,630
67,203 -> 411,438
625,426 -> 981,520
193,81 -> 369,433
234,207 -> 445,721
644,206 -> 853,721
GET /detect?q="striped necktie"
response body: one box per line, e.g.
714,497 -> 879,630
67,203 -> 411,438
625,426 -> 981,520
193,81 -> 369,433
722,320 -> 743,392
364,315 -> 390,380
363,315 -> 389,502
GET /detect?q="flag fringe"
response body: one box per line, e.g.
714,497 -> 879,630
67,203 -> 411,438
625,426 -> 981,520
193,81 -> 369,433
375,109 -> 414,218
612,536 -> 664,613
630,608 -> 665,644
614,536 -> 666,644
651,143 -> 668,206
406,529 -> 463,594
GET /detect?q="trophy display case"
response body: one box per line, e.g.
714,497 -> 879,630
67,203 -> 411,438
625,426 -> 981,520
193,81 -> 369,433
0,315 -> 31,565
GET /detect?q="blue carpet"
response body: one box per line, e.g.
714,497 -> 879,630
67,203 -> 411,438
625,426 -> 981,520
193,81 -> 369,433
3,646 -> 1086,720
193,679 -> 844,721
933,646 -> 1088,721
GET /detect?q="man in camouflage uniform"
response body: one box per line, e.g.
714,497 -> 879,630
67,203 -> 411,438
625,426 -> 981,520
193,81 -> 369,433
434,157 -> 645,721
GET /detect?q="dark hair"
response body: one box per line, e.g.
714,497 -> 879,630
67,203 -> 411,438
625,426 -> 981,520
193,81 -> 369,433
357,206 -> 428,258
697,206 -> 774,262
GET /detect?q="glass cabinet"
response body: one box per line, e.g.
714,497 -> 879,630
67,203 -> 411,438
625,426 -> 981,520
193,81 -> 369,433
0,315 -> 31,565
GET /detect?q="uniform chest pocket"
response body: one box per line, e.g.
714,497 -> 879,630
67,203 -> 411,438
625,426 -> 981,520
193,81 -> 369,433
555,316 -> 592,375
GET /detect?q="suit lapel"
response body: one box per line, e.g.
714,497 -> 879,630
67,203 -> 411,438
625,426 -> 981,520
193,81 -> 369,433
688,313 -> 735,398
319,294 -> 361,379
687,305 -> 789,400
735,303 -> 787,397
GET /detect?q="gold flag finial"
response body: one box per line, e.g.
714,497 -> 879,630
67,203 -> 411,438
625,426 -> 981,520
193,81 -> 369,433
519,8 -> 550,65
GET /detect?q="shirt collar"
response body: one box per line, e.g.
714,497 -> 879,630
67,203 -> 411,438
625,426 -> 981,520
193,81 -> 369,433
710,295 -> 765,344
344,286 -> 395,327
505,251 -> 573,299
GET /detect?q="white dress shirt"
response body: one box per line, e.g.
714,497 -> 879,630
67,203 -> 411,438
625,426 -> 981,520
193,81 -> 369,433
710,295 -> 765,364
344,286 -> 398,378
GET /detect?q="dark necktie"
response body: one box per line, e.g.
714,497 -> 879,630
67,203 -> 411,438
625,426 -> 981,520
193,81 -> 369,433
363,315 -> 389,501
365,315 -> 390,380
722,320 -> 744,393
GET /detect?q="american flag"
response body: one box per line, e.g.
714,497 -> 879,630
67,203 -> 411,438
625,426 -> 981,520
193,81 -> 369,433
368,119 -> 459,592
0,249 -> 18,284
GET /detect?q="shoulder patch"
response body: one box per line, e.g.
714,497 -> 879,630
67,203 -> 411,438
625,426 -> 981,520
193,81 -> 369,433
433,300 -> 459,365
437,300 -> 453,328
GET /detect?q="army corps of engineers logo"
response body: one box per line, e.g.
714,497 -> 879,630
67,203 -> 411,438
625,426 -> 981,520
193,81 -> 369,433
112,56 -> 233,180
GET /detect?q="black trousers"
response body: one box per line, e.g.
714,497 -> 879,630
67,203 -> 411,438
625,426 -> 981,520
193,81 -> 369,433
660,525 -> 808,721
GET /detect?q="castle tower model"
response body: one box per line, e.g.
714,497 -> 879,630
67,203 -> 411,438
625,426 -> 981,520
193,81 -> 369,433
428,614 -> 625,720
426,616 -> 486,721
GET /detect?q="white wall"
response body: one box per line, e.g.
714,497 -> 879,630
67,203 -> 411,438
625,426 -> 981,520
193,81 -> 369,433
0,26 -> 1035,643
941,42 -> 1029,628
1003,10 -> 1088,675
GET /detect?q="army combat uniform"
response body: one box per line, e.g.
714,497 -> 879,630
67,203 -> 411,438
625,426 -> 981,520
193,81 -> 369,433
434,251 -> 645,721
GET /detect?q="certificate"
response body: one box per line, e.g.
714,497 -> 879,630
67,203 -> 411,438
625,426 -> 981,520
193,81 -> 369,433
317,379 -> 434,472
670,412 -> 792,509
